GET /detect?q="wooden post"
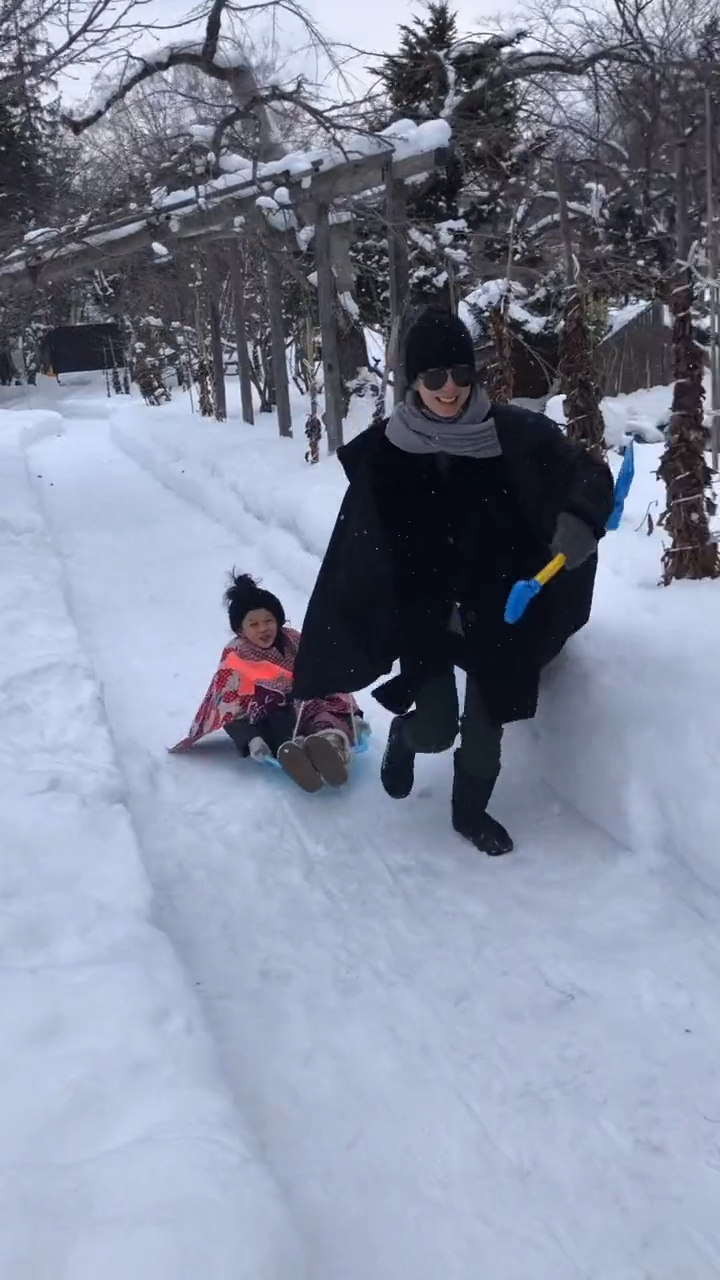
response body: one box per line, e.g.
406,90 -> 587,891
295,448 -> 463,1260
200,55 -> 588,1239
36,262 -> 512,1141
206,254 -> 227,421
314,203 -> 345,453
264,249 -> 292,437
554,155 -> 575,286
329,218 -> 355,294
329,217 -> 368,393
385,173 -> 410,402
230,250 -> 254,424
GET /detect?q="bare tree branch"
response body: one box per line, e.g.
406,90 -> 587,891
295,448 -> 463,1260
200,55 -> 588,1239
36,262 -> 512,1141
202,0 -> 230,62
0,0 -> 158,93
453,44 -> 647,118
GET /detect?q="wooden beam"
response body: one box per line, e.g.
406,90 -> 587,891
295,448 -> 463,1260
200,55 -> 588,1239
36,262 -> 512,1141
385,175 -> 410,403
230,250 -> 254,424
314,204 -> 345,453
265,250 -> 292,438
0,147 -> 449,299
286,146 -> 449,212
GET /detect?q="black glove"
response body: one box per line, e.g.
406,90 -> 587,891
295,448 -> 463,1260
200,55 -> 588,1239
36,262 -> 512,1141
550,511 -> 598,570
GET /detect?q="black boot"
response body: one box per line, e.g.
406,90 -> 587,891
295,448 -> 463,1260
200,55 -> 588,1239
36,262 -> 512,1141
380,715 -> 415,799
451,754 -> 513,856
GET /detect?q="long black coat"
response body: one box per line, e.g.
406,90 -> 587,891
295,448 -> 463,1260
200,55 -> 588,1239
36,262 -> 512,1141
293,404 -> 614,724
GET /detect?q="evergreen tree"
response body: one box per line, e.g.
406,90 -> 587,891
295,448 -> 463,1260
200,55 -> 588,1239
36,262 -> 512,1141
377,5 -> 521,220
364,4 -> 544,312
0,33 -> 61,237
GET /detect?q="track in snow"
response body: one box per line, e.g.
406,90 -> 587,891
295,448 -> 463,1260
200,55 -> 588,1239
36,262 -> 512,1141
27,410 -> 720,1280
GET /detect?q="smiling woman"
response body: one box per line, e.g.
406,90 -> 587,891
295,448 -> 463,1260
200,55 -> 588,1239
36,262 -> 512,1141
293,305 -> 615,856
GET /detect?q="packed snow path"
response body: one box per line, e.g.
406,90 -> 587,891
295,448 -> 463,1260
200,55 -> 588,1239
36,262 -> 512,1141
29,409 -> 720,1279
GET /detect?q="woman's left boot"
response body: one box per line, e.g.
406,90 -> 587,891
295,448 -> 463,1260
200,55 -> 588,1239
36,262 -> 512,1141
451,753 -> 513,856
380,716 -> 415,799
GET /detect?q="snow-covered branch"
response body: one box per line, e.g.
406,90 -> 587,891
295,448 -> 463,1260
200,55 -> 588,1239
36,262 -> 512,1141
62,0 -> 343,141
453,43 -> 646,117
63,41 -> 241,136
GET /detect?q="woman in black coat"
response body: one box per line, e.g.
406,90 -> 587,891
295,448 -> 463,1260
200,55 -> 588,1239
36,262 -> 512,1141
293,307 -> 614,855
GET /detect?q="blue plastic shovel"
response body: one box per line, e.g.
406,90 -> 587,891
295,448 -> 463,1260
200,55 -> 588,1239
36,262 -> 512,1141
504,440 -> 636,625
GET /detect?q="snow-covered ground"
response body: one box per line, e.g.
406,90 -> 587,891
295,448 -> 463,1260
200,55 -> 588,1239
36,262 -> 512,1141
0,402 -> 303,1279
3,373 -> 720,1278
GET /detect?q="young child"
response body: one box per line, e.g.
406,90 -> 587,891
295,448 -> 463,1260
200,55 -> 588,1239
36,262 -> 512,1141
170,572 -> 366,793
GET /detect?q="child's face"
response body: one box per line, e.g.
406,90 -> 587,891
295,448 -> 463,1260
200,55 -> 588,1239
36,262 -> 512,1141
240,608 -> 278,649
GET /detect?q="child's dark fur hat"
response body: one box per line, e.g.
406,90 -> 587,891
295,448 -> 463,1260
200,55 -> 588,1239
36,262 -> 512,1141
224,571 -> 286,633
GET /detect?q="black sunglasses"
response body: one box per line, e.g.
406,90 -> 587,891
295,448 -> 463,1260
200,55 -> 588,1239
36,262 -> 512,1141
420,365 -> 475,391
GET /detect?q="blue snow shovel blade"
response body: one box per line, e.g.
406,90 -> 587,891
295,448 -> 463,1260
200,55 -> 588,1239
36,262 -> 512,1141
606,439 -> 635,532
504,577 -> 542,624
504,553 -> 567,625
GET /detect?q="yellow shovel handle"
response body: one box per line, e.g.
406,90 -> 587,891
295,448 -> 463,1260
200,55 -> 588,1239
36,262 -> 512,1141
535,553 -> 566,587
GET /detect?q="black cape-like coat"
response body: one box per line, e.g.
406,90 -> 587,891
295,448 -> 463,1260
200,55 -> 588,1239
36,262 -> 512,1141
293,404 -> 614,725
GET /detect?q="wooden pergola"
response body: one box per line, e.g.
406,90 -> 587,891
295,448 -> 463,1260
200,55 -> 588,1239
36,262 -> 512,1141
0,127 -> 450,450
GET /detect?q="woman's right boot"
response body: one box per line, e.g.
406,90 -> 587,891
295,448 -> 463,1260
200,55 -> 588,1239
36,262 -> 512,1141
451,753 -> 513,856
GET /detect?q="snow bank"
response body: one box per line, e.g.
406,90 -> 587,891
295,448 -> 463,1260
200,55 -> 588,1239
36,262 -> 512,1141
106,379 -> 720,895
0,404 -> 304,1280
547,383 -> 671,448
535,386 -> 720,893
108,387 -> 375,602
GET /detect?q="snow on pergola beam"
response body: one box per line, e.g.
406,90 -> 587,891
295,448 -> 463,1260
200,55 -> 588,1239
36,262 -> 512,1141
0,122 -> 451,299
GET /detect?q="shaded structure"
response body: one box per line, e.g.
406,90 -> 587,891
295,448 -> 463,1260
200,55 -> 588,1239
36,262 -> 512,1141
40,322 -> 127,376
595,302 -> 673,396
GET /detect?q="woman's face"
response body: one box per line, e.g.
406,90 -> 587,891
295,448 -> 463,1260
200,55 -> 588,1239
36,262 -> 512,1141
415,368 -> 472,418
241,608 -> 278,648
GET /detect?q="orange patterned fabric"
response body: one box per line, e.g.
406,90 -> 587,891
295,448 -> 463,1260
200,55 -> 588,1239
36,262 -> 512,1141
170,626 -> 358,753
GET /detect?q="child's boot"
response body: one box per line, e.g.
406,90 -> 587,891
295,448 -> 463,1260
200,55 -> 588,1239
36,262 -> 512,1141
304,729 -> 351,788
276,737 -> 323,793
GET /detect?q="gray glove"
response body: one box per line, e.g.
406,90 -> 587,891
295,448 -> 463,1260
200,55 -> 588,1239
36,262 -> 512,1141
550,511 -> 597,570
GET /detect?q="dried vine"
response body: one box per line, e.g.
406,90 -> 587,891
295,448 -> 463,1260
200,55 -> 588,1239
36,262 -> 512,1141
558,284 -> 605,460
486,302 -> 514,403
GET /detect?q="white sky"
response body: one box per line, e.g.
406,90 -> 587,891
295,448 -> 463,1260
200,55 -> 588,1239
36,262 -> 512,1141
59,0 -> 518,105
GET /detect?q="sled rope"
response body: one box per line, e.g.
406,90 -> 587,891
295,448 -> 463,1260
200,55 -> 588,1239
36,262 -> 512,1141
292,700 -> 305,741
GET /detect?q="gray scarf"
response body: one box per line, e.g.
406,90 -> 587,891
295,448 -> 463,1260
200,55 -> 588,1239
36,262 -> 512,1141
385,384 -> 501,459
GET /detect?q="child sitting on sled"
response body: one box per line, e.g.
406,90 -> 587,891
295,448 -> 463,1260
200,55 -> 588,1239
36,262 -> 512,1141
170,572 -> 368,792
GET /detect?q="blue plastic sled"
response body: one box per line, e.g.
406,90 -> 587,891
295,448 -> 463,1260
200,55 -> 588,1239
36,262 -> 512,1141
260,723 -> 372,770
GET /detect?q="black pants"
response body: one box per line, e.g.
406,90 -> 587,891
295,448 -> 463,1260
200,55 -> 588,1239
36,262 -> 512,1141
400,671 -> 503,780
224,706 -> 296,758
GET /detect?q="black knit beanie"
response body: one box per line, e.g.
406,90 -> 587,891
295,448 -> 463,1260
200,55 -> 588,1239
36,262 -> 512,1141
403,306 -> 475,385
224,572 -> 286,633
